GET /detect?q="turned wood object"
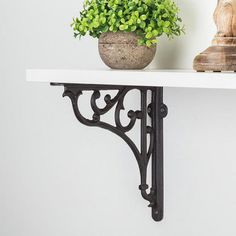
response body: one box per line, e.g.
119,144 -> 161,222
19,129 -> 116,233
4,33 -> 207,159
193,0 -> 236,72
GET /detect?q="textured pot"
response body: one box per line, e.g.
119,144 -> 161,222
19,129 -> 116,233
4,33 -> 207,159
98,32 -> 156,70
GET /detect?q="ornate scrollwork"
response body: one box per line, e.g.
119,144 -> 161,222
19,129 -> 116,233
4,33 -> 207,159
56,83 -> 168,221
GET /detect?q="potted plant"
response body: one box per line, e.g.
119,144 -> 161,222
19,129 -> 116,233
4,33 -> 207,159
71,0 -> 184,69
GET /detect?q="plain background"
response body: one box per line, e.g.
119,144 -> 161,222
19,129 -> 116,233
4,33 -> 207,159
1,0 -> 236,235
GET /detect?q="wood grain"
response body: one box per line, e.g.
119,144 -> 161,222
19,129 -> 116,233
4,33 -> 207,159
214,0 -> 236,38
193,0 -> 236,72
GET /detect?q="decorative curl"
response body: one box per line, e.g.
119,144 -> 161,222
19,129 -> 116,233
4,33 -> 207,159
63,84 -> 157,207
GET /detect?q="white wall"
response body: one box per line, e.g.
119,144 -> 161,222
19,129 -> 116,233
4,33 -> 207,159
1,0 -> 236,235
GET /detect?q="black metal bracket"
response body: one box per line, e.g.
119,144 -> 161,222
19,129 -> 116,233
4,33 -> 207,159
51,83 -> 168,221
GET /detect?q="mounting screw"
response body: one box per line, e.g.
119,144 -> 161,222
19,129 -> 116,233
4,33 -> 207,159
160,104 -> 168,118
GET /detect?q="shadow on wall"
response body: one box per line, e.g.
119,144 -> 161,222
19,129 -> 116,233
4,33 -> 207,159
150,0 -> 197,69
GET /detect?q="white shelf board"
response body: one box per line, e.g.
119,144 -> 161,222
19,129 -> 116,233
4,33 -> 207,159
26,69 -> 236,89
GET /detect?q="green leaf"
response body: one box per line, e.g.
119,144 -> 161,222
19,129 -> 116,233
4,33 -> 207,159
140,15 -> 147,21
128,19 -> 134,25
137,19 -> 141,24
131,26 -> 137,31
163,27 -> 170,33
79,25 -> 84,31
134,11 -> 139,17
121,18 -> 126,24
93,21 -> 99,28
119,25 -> 126,31
118,10 -> 123,17
103,26 -> 109,32
140,21 -> 146,29
100,17 -> 106,24
145,32 -> 153,39
152,39 -> 157,44
138,39 -> 145,45
164,21 -> 170,27
138,7 -> 144,13
146,40 -> 152,47
152,30 -> 158,36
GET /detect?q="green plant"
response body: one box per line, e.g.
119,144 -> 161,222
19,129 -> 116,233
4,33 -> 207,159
71,0 -> 184,47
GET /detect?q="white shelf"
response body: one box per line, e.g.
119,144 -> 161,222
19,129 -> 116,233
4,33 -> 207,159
26,69 -> 236,89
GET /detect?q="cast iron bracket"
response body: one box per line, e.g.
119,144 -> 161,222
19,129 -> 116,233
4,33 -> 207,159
51,83 -> 168,221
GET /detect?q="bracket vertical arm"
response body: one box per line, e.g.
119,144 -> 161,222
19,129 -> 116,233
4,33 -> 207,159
151,87 -> 166,221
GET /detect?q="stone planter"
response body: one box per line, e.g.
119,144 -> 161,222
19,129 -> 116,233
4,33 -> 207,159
98,32 -> 156,70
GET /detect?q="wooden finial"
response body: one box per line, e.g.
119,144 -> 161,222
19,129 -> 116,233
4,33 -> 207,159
193,0 -> 236,72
